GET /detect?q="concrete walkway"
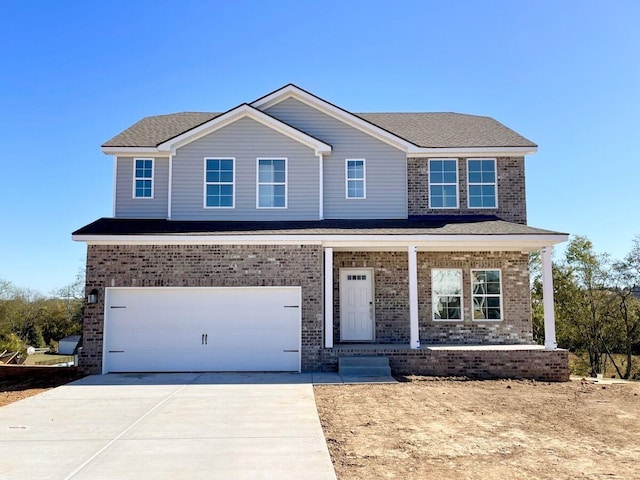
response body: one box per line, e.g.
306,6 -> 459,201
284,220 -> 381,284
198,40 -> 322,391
0,373 -> 344,480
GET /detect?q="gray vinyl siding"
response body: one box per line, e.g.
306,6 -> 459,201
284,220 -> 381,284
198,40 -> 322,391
171,117 -> 319,220
264,97 -> 407,219
115,157 -> 169,218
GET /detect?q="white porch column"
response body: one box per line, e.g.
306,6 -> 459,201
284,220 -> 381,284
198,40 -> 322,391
324,247 -> 334,348
541,246 -> 557,350
408,245 -> 420,349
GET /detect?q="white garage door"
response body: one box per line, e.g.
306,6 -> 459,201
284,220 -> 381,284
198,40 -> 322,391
103,287 -> 301,373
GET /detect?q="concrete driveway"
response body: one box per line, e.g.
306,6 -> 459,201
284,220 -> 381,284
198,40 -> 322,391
0,373 -> 338,480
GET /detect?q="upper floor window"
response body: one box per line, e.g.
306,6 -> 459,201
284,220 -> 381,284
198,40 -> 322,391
432,269 -> 463,321
471,269 -> 502,321
257,158 -> 287,208
468,159 -> 497,208
429,159 -> 458,208
134,158 -> 153,198
205,158 -> 234,208
346,159 -> 366,199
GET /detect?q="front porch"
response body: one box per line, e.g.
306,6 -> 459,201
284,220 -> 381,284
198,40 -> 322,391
321,344 -> 569,382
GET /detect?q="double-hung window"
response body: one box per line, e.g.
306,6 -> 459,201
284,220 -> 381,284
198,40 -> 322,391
432,269 -> 463,321
429,159 -> 458,208
468,159 -> 497,208
346,159 -> 366,199
205,158 -> 234,208
471,269 -> 502,321
257,158 -> 287,208
133,158 -> 153,198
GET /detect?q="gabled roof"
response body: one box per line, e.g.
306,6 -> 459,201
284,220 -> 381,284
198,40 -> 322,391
104,104 -> 332,156
101,84 -> 537,155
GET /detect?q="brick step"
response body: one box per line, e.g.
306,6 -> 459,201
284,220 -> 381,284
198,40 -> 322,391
339,356 -> 391,377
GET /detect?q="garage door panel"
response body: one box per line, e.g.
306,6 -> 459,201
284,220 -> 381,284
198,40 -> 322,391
104,287 -> 301,373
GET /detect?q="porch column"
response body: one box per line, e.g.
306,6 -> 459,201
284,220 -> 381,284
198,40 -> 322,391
408,245 -> 420,349
541,246 -> 557,350
324,247 -> 333,348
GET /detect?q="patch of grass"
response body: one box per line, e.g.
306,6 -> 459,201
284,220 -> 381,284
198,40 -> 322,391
569,351 -> 640,379
22,353 -> 73,366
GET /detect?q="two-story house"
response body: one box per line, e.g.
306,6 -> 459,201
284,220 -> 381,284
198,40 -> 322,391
73,84 -> 569,380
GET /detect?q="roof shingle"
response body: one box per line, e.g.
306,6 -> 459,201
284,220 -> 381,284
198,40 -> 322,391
73,216 -> 565,237
102,110 -> 536,150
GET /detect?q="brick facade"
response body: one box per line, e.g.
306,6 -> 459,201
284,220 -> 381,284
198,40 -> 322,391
322,347 -> 569,382
80,244 -> 555,379
407,156 -> 527,224
80,244 -> 323,374
333,250 -> 532,346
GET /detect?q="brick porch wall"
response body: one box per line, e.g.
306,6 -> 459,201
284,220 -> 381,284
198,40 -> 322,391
333,250 -> 533,346
407,156 -> 527,224
80,244 -> 323,374
322,348 -> 569,382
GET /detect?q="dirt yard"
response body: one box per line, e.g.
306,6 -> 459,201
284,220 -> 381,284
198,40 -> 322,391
315,377 -> 640,480
0,370 -> 80,407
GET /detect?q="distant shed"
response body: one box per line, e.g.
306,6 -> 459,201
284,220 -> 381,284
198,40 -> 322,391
58,335 -> 81,355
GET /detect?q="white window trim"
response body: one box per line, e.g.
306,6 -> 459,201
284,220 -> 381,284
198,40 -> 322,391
203,157 -> 235,209
470,268 -> 503,322
467,158 -> 498,209
256,157 -> 288,209
345,158 -> 366,199
428,158 -> 459,209
431,268 -> 464,322
133,158 -> 154,199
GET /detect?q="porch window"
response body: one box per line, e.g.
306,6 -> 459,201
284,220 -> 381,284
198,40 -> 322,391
429,159 -> 458,208
134,158 -> 153,198
432,269 -> 463,321
471,269 -> 502,321
257,158 -> 287,208
468,158 -> 497,208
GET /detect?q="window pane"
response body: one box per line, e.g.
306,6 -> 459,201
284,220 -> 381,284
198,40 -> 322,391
206,171 -> 220,183
220,159 -> 233,171
443,160 -> 456,172
433,269 -> 462,295
207,159 -> 219,171
220,171 -> 233,183
430,171 -> 444,183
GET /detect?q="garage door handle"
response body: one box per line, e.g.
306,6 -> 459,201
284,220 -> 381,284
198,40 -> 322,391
284,305 -> 299,308
283,350 -> 299,353
205,333 -> 208,345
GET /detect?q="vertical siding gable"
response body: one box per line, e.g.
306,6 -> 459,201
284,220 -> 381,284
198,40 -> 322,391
171,117 -> 320,220
115,157 -> 169,218
264,97 -> 407,219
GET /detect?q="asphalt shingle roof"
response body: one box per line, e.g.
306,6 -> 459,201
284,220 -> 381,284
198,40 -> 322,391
102,110 -> 536,149
356,112 -> 536,148
73,216 -> 564,237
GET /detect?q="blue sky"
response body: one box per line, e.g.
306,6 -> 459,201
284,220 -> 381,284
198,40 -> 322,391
1,1 -> 638,294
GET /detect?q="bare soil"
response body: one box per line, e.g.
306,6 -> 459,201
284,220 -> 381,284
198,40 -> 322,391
314,377 -> 640,480
0,372 -> 80,408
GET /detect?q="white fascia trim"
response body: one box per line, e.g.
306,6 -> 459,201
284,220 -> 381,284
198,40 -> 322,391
156,104 -> 332,156
251,85 -> 415,153
102,147 -> 171,157
407,146 -> 537,157
72,233 -> 568,250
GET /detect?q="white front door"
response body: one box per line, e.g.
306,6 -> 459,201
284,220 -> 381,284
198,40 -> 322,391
340,268 -> 374,341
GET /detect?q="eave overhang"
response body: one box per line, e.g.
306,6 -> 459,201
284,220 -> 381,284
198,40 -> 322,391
72,232 -> 568,252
